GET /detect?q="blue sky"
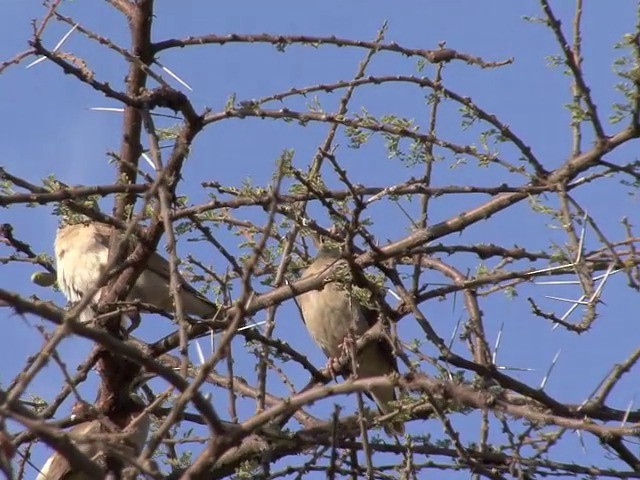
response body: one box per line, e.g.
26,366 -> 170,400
1,1 -> 638,477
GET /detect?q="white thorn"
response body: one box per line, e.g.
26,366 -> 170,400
544,295 -> 589,305
448,318 -> 461,350
238,320 -> 267,332
539,349 -> 561,390
589,263 -> 616,304
528,263 -> 574,276
560,295 -> 586,321
492,322 -> 504,364
575,210 -> 588,263
243,291 -> 256,311
386,287 -> 401,301
52,23 -> 79,51
568,175 -> 587,187
194,339 -> 205,365
535,280 -> 581,285
26,56 -> 47,69
593,268 -> 621,281
27,23 -> 79,69
141,152 -> 156,170
495,366 -> 536,372
158,61 -> 193,91
89,107 -> 125,113
621,396 -> 635,427
576,429 -> 587,455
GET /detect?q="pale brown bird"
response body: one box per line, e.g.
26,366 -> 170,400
35,395 -> 150,480
297,245 -> 404,436
54,222 -> 217,324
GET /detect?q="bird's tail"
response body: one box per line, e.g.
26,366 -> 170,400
371,387 -> 405,436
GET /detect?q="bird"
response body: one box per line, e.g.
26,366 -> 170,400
35,393 -> 150,480
296,243 -> 405,436
54,221 -> 217,325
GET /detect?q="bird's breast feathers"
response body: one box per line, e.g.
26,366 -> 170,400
55,226 -> 109,302
299,287 -> 367,357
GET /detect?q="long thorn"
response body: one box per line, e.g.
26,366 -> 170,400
589,262 -> 616,304
545,295 -> 589,304
621,396 -> 635,427
539,349 -> 561,390
575,210 -> 588,263
492,322 -> 504,364
27,23 -> 79,69
157,61 -> 193,91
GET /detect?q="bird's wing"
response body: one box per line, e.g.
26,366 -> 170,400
298,253 -> 339,325
360,304 -> 405,435
145,250 -> 210,300
361,304 -> 399,372
301,253 -> 337,279
93,224 -> 206,299
91,223 -> 118,248
36,422 -> 101,480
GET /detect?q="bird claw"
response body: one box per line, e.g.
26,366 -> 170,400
339,334 -> 356,359
325,357 -> 339,381
324,334 -> 357,381
124,311 -> 141,336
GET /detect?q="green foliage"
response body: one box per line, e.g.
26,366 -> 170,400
224,93 -> 237,112
157,125 -> 181,142
306,96 -> 324,113
380,114 -> 420,164
0,173 -> 14,197
521,15 -> 548,25
504,285 -> 518,299
345,124 -> 372,149
610,32 -> 640,123
544,55 -> 563,68
233,460 -> 261,479
527,194 -> 555,216
275,149 -> 295,181
475,262 -> 489,277
565,101 -> 589,126
45,177 -> 101,224
460,105 -> 479,130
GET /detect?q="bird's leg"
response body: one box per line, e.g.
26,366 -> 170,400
338,331 -> 358,378
65,300 -> 96,323
339,332 -> 357,360
324,357 -> 339,381
65,299 -> 82,313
